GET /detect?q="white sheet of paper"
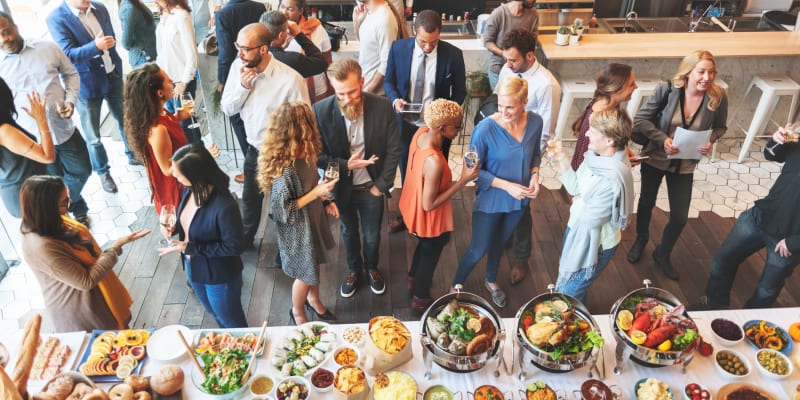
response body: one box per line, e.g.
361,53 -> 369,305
668,127 -> 712,160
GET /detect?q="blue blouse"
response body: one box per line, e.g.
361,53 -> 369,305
473,112 -> 543,213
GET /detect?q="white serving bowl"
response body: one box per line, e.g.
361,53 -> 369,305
332,344 -> 361,367
190,356 -> 255,400
754,348 -> 793,380
681,382 -> 712,400
714,349 -> 751,380
249,374 -> 276,397
710,318 -> 744,346
276,376 -> 311,400
310,367 -> 334,393
147,324 -> 192,362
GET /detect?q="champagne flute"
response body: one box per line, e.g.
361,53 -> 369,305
324,161 -> 339,200
159,204 -> 177,246
180,92 -> 200,129
545,139 -> 563,157
464,145 -> 478,169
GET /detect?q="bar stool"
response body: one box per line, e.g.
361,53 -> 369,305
555,78 -> 595,139
625,75 -> 662,117
736,75 -> 800,163
706,78 -> 728,162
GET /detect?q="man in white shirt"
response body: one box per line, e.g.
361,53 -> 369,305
353,0 -> 399,94
496,28 -> 561,286
220,23 -> 309,247
0,12 -> 93,227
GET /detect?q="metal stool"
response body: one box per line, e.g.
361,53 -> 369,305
736,75 -> 800,163
555,78 -> 595,140
625,75 -> 662,117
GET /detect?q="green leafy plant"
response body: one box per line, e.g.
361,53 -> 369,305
557,26 -> 571,35
465,71 -> 490,99
210,88 -> 222,116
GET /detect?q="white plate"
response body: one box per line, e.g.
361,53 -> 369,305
269,322 -> 337,378
147,324 -> 192,362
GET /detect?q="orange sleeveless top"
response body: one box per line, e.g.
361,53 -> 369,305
399,128 -> 453,238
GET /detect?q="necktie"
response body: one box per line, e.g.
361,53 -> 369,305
412,52 -> 426,104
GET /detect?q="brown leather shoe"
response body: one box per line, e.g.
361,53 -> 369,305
234,173 -> 245,183
389,216 -> 406,233
510,262 -> 528,285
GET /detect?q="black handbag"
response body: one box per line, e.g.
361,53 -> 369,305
632,82 -> 671,146
321,21 -> 347,52
202,30 -> 218,56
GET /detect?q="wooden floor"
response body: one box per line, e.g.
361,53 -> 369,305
117,187 -> 800,330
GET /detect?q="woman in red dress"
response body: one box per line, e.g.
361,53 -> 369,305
123,63 -> 218,211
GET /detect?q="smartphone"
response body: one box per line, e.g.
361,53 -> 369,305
631,155 -> 649,162
401,103 -> 423,113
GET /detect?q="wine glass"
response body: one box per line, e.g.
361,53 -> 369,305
324,161 -> 339,200
158,204 -> 177,246
179,92 -> 200,129
766,123 -> 800,156
464,145 -> 478,169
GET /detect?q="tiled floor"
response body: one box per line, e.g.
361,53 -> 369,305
0,130 -> 781,336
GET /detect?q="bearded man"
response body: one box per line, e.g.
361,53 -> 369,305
313,58 -> 400,298
220,23 -> 309,247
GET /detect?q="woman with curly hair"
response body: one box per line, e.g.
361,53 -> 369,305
257,102 -> 338,325
124,63 -> 217,212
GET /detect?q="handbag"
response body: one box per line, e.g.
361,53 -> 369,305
202,30 -> 219,56
631,82 -> 671,146
321,21 -> 347,52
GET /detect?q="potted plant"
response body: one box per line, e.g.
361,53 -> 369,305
465,71 -> 490,99
555,26 -> 570,46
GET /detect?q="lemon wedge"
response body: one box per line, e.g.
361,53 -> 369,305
630,330 -> 647,345
657,340 -> 672,351
616,310 -> 634,331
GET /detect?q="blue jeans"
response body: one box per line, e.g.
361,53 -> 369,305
488,70 -> 500,90
706,207 -> 800,308
242,145 -> 263,244
452,209 -> 524,286
555,227 -> 617,303
409,232 -> 451,298
508,205 -> 532,263
47,131 -> 91,217
186,259 -> 248,328
339,188 -> 384,272
128,50 -> 154,67
75,70 -> 134,173
164,78 -> 202,144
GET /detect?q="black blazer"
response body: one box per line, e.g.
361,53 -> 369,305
270,33 -> 327,78
313,92 -> 401,205
214,0 -> 266,84
177,187 -> 244,284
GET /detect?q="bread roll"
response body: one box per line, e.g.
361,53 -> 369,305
13,313 -> 42,399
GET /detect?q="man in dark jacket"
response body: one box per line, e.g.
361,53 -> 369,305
259,11 -> 327,79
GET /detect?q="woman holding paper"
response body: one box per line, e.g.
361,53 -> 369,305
627,50 -> 728,281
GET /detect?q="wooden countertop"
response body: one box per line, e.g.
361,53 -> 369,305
539,31 -> 800,60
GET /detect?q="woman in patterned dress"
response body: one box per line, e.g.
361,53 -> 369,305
257,102 -> 338,325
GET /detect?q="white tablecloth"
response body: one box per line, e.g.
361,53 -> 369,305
8,307 -> 800,399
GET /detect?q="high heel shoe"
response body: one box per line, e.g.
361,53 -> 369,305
288,309 -> 297,326
304,300 -> 336,320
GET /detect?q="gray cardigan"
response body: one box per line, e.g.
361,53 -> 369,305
633,81 -> 728,174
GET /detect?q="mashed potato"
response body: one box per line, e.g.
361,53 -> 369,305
373,372 -> 417,400
636,378 -> 672,400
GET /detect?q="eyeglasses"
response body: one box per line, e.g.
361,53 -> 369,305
234,42 -> 265,52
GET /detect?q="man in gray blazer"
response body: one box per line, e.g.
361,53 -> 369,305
313,58 -> 400,298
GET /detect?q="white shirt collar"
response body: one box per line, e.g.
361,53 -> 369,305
68,2 -> 96,17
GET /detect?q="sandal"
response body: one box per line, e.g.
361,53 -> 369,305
484,280 -> 507,308
510,263 -> 527,286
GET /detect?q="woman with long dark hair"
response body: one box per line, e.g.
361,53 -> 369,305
118,0 -> 157,67
257,102 -> 338,325
628,50 -> 728,281
0,78 -> 53,217
154,0 -> 201,143
569,63 -> 638,170
158,143 -> 247,327
20,176 -> 149,332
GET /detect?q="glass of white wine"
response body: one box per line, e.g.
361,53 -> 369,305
464,145 -> 478,169
159,204 -> 177,246
180,92 -> 200,129
324,161 -> 339,200
545,139 -> 562,157
766,123 -> 800,156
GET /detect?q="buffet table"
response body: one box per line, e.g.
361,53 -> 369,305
5,307 -> 799,399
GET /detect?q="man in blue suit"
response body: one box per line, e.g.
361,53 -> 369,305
384,9 -> 466,231
47,0 -> 136,193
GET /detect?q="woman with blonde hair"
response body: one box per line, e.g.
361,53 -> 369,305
569,63 -> 638,170
627,50 -> 728,281
399,99 -> 478,311
258,102 -> 338,325
450,76 -> 542,307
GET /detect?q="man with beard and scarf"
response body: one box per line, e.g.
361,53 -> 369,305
313,58 -> 400,298
483,0 -> 539,89
0,12 -> 93,227
220,23 -> 309,247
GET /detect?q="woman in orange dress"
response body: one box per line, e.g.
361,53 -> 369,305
398,99 -> 478,311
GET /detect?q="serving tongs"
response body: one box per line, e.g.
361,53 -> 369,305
177,330 -> 205,381
239,321 -> 268,385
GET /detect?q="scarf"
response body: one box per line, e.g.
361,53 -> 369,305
298,16 -> 321,38
584,150 -> 634,230
62,215 -> 132,329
